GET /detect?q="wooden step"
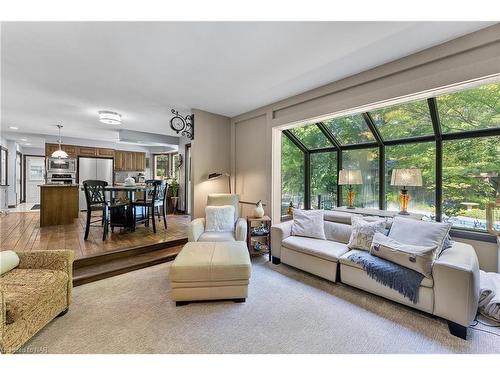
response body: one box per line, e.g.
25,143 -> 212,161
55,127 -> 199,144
73,244 -> 184,287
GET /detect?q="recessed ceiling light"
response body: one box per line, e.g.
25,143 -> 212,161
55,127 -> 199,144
9,126 -> 19,130
25,143 -> 31,146
98,110 -> 122,125
20,138 -> 28,142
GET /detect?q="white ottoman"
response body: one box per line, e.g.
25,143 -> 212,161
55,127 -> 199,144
170,241 -> 251,305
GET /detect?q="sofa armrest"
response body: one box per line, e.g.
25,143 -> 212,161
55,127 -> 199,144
16,250 -> 75,305
271,221 -> 293,259
188,218 -> 206,242
235,218 -> 247,242
432,241 -> 480,326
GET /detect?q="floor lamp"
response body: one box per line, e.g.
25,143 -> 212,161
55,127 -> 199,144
207,172 -> 232,193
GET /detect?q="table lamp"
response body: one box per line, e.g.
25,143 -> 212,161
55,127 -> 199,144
338,169 -> 362,209
390,168 -> 422,215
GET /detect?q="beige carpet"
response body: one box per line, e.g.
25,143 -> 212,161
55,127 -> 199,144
21,258 -> 500,354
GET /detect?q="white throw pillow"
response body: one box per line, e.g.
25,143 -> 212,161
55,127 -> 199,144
0,250 -> 20,275
291,209 -> 326,240
347,216 -> 386,251
388,216 -> 451,255
370,232 -> 437,277
205,205 -> 235,232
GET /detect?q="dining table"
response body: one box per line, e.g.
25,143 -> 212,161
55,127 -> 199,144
104,185 -> 151,231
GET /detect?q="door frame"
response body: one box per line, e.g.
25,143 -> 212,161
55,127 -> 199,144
16,151 -> 23,204
184,143 -> 191,216
23,154 -> 45,204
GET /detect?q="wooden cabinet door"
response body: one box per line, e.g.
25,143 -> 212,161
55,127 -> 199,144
114,151 -> 123,171
62,145 -> 78,158
137,152 -> 145,171
125,152 -> 134,171
45,143 -> 59,157
96,148 -> 114,157
78,147 -> 96,157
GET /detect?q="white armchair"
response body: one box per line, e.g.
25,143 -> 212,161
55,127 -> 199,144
188,194 -> 247,242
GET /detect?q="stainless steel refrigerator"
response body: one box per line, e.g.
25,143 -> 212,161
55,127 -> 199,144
78,157 -> 114,211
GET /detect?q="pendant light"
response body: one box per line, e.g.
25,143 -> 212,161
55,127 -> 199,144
51,124 -> 69,159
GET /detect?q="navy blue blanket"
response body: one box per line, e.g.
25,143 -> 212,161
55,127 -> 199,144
347,252 -> 424,304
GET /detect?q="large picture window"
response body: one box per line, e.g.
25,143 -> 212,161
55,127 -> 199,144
281,134 -> 305,215
310,152 -> 337,209
385,142 -> 436,220
280,81 -> 500,234
443,136 -> 499,231
342,148 -> 379,209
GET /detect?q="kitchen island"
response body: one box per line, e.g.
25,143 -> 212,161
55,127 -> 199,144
39,184 -> 79,227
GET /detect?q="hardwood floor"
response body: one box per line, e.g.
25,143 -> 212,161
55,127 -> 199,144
0,211 -> 189,259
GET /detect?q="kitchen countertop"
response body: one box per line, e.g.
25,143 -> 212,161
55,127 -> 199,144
38,184 -> 80,187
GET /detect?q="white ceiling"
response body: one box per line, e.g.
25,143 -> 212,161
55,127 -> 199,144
1,21 -> 495,143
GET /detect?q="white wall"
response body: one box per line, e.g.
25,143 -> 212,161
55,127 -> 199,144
191,109 -> 231,219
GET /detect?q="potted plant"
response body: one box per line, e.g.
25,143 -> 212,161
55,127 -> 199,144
169,178 -> 179,214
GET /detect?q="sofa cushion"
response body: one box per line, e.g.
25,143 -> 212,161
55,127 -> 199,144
347,216 -> 386,251
198,231 -> 235,242
324,221 -> 352,244
388,216 -> 451,255
339,250 -> 434,287
205,205 -> 235,232
291,209 -> 326,240
281,236 -> 349,262
370,232 -> 437,278
0,250 -> 20,275
0,268 -> 68,324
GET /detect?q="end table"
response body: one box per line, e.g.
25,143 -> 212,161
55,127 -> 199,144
246,216 -> 271,261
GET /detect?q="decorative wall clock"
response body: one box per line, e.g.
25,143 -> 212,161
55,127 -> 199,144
169,109 -> 194,140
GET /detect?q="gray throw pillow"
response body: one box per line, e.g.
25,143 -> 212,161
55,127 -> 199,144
370,232 -> 437,278
347,216 -> 386,251
388,217 -> 451,255
291,209 -> 326,240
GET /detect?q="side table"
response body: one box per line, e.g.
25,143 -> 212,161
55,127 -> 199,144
246,216 -> 271,261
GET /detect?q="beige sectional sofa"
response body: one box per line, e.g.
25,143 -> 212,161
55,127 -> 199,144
271,211 -> 480,339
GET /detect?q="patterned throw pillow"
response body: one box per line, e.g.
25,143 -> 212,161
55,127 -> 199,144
347,216 -> 386,251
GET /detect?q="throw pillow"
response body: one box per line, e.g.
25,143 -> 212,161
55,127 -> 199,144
0,250 -> 20,275
370,232 -> 437,278
388,217 -> 451,255
347,216 -> 386,251
291,209 -> 326,240
205,205 -> 235,232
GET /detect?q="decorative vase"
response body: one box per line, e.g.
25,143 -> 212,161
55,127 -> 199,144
254,200 -> 264,218
170,196 -> 179,214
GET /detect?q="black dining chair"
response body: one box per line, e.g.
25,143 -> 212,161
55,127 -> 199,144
82,180 -> 127,241
132,180 -> 168,233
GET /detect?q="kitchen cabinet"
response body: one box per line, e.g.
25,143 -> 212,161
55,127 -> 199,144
114,151 -> 146,172
78,146 -> 96,157
97,148 -> 114,157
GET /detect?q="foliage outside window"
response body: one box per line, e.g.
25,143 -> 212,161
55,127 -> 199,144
281,135 -> 304,215
371,100 -> 434,140
154,155 -> 169,179
385,143 -> 436,219
438,83 -> 500,134
289,124 -> 332,149
310,152 -> 337,209
442,137 -> 500,232
323,114 -> 374,145
342,148 -> 379,209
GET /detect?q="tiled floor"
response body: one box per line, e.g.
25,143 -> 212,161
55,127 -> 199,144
8,202 -> 40,212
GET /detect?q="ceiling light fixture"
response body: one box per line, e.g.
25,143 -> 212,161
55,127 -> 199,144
20,138 -> 28,142
9,126 -> 19,130
50,124 -> 69,159
98,110 -> 122,125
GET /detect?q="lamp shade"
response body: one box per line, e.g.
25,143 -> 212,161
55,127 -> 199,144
338,169 -> 362,185
390,168 -> 422,187
207,172 -> 230,181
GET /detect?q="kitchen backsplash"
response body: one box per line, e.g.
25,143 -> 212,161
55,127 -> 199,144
115,169 -> 152,183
